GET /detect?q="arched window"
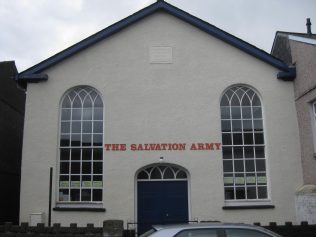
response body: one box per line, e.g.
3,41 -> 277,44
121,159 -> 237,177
220,86 -> 267,201
59,86 -> 103,202
137,165 -> 188,180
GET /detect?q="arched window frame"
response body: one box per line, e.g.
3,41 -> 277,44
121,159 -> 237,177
220,85 -> 268,202
58,86 -> 104,204
137,164 -> 188,181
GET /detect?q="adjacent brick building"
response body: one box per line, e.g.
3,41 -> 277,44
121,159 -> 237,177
271,21 -> 316,224
0,61 -> 26,224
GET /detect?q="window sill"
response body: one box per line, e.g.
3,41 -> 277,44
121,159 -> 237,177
222,205 -> 275,210
53,207 -> 106,212
223,200 -> 274,210
54,202 -> 105,212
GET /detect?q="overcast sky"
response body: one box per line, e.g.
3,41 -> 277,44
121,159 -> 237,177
1,0 -> 316,72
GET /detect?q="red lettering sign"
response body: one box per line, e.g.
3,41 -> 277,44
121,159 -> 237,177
104,143 -> 221,151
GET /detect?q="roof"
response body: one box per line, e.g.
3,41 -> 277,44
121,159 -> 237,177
271,31 -> 316,65
152,223 -> 281,236
0,61 -> 17,77
271,31 -> 316,52
18,0 -> 295,82
153,223 -> 250,230
274,31 -> 316,39
288,35 -> 316,45
0,61 -> 25,114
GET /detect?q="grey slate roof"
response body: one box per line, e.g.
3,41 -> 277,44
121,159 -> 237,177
271,31 -> 316,65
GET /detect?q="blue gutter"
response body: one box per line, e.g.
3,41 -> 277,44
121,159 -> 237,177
16,73 -> 48,82
277,67 -> 296,81
18,0 -> 295,81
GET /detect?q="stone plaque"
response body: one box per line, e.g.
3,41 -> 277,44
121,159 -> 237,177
150,46 -> 173,63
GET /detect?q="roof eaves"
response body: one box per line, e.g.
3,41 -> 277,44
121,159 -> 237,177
16,73 -> 48,82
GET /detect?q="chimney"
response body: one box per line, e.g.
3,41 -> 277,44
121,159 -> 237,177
306,18 -> 312,36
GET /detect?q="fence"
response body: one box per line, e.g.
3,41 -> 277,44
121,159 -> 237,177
1,221 -> 316,237
0,223 -> 102,237
258,221 -> 316,237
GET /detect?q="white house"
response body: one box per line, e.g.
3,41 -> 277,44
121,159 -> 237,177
17,0 -> 302,234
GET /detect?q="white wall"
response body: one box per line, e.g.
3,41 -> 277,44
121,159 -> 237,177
20,12 -> 303,226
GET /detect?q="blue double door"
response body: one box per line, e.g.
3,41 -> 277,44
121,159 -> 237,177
137,181 -> 188,235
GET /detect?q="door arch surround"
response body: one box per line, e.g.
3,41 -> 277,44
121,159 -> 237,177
135,163 -> 191,235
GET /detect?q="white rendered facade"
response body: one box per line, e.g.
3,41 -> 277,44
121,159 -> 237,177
20,9 -> 302,228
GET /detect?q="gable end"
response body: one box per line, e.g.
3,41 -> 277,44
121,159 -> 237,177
18,0 -> 295,81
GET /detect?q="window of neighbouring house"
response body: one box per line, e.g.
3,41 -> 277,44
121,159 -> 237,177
313,101 -> 316,154
58,86 -> 103,203
220,86 -> 268,201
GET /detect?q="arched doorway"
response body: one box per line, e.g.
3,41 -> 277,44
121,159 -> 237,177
136,164 -> 189,235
